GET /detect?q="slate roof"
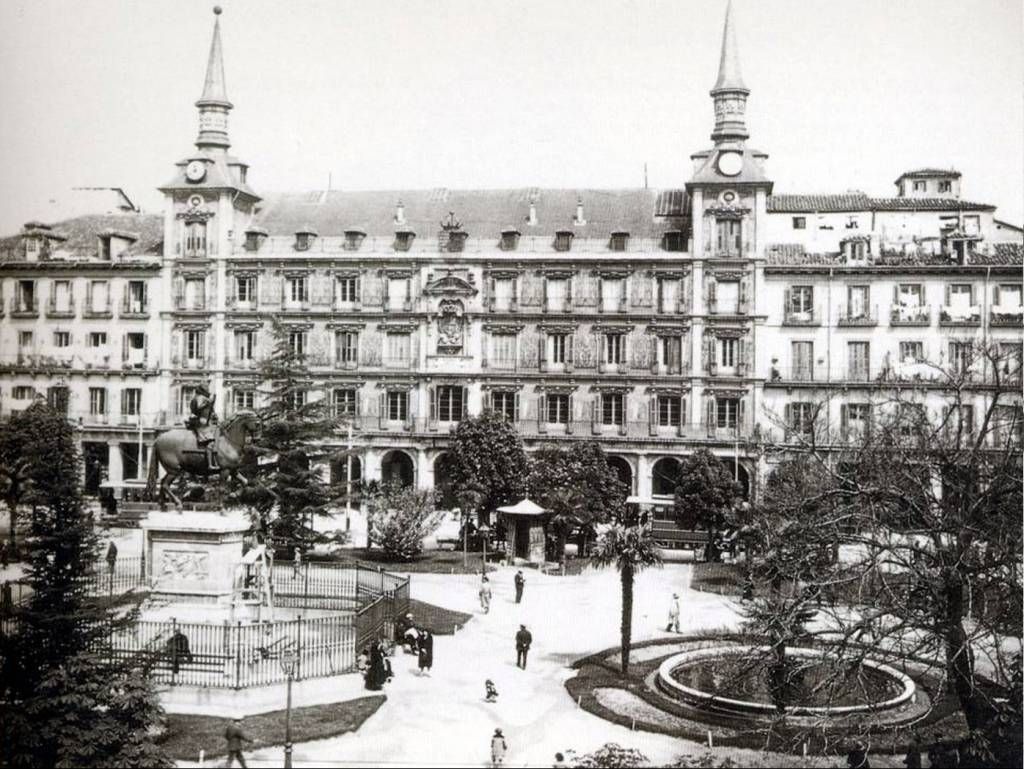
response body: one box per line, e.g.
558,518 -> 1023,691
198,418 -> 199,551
0,213 -> 163,261
252,188 -> 690,239
767,194 -> 995,213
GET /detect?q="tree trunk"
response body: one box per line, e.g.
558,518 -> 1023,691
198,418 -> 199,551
944,572 -> 989,734
620,564 -> 634,674
6,503 -> 16,556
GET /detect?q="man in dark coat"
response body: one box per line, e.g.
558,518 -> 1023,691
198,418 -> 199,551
365,640 -> 387,690
515,624 -> 532,670
514,570 -> 525,604
224,717 -> 252,768
166,627 -> 193,675
417,629 -> 434,675
105,540 -> 118,573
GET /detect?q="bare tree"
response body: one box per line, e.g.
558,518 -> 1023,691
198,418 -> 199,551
746,342 -> 1022,765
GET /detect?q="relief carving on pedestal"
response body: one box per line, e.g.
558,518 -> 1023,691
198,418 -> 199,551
158,550 -> 210,581
361,331 -> 383,366
520,273 -> 543,307
574,333 -> 597,368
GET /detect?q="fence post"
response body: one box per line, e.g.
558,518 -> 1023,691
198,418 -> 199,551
296,615 -> 304,682
170,617 -> 178,687
234,622 -> 243,690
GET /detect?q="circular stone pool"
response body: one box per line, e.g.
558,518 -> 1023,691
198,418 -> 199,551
656,645 -> 915,717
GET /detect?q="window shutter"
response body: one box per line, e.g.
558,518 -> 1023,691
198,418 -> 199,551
406,391 -> 415,429
513,392 -> 520,422
461,387 -> 469,420
708,278 -> 717,314
121,282 -> 129,313
122,334 -> 128,362
738,338 -> 747,376
739,276 -> 749,314
378,392 -> 386,428
591,397 -> 600,435
539,331 -> 546,367
429,386 -> 437,424
840,404 -> 848,440
142,334 -> 148,363
892,285 -> 899,305
649,394 -> 658,435
538,394 -> 547,433
483,390 -> 492,413
566,334 -> 575,371
738,398 -> 746,436
706,397 -> 715,438
566,395 -> 575,434
944,284 -> 951,306
994,285 -> 1001,306
678,397 -> 687,437
784,403 -> 792,440
784,287 -> 792,316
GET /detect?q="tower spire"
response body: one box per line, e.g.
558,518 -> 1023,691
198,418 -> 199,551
709,0 -> 750,145
195,6 -> 232,151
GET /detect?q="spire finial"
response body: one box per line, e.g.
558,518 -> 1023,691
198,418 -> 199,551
194,7 -> 233,150
712,0 -> 746,93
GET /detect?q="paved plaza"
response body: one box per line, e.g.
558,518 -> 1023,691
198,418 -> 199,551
185,561 -> 739,767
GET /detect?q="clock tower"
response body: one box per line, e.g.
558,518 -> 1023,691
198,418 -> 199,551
157,7 -> 261,423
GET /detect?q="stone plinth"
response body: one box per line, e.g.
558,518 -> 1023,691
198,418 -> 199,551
141,510 -> 249,604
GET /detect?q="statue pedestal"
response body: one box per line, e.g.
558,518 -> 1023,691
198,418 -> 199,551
141,510 -> 250,605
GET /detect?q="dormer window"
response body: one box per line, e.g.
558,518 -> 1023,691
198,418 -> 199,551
344,229 -> 367,251
574,198 -> 586,226
609,231 -> 630,252
294,227 -> 318,252
528,201 -> 538,227
500,229 -> 520,252
244,227 -> 267,252
662,230 -> 685,253
939,180 -> 951,193
913,180 -> 926,192
554,231 -> 574,252
394,230 -> 416,252
99,236 -> 112,260
394,200 -> 406,225
446,231 -> 468,253
842,238 -> 870,262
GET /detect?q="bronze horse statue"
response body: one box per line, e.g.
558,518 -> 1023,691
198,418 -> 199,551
146,412 -> 260,509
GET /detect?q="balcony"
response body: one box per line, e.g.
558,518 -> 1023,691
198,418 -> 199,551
890,304 -> 931,327
990,306 -> 1023,328
488,357 -> 519,372
382,356 -> 415,371
46,298 -> 76,319
83,300 -> 113,319
226,357 -> 259,371
174,296 -> 207,312
227,297 -> 260,312
836,304 -> 878,327
939,305 -> 981,327
767,364 -> 826,384
120,299 -> 149,319
121,351 -> 149,370
10,297 -> 38,318
597,297 -> 629,315
542,296 -> 571,313
782,307 -> 821,327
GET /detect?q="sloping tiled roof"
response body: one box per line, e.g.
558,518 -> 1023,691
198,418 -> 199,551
869,197 -> 994,212
896,168 -> 961,179
767,194 -> 871,213
973,243 -> 1024,265
253,188 -> 690,239
0,213 -> 163,260
767,193 -> 995,213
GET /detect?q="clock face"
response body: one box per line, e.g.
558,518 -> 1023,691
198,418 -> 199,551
717,151 -> 743,177
185,161 -> 206,183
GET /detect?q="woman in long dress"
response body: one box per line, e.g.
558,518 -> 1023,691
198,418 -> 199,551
365,640 -> 386,690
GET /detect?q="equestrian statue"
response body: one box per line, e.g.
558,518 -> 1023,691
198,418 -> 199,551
146,383 -> 259,509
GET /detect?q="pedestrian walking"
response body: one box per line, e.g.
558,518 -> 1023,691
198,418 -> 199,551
1,581 -> 13,616
365,640 -> 387,690
665,592 -> 681,633
514,570 -> 525,604
223,716 -> 252,768
515,624 -> 532,669
490,728 -> 508,767
0,540 -> 9,570
417,629 -> 433,675
291,546 -> 302,578
479,576 -> 492,614
166,625 -> 194,675
484,678 -> 499,702
105,540 -> 118,574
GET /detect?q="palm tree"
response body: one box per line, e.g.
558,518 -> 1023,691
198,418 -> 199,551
592,522 -> 662,674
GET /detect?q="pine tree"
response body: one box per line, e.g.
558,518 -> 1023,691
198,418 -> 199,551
238,317 -> 342,555
0,402 -> 171,768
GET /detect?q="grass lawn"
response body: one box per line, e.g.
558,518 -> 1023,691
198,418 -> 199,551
159,695 -> 385,761
690,561 -> 746,595
327,547 -> 494,574
407,598 -> 473,635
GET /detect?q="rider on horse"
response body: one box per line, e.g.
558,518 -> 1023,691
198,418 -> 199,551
186,383 -> 219,470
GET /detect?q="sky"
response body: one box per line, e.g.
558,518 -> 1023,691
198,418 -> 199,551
0,0 -> 1022,233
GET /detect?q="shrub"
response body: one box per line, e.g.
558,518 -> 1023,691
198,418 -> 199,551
367,482 -> 443,561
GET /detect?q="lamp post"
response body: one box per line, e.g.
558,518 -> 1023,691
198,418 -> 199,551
279,648 -> 298,769
478,522 -> 491,576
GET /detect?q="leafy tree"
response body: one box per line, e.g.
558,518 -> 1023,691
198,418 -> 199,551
527,443 -> 626,559
237,317 -> 342,556
673,449 -> 742,562
592,509 -> 662,674
0,402 -> 171,768
447,411 -> 528,523
366,482 -> 443,561
747,342 -> 1022,765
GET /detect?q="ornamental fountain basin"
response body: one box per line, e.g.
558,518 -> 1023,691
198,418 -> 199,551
656,645 -> 915,717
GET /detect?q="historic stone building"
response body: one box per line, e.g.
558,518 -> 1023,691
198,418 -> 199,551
1,4 -> 1020,500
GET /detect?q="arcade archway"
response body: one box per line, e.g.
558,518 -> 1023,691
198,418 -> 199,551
381,449 -> 415,487
607,455 -> 634,495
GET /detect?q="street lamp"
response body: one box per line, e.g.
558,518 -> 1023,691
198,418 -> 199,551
279,648 -> 298,769
478,523 -> 491,576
